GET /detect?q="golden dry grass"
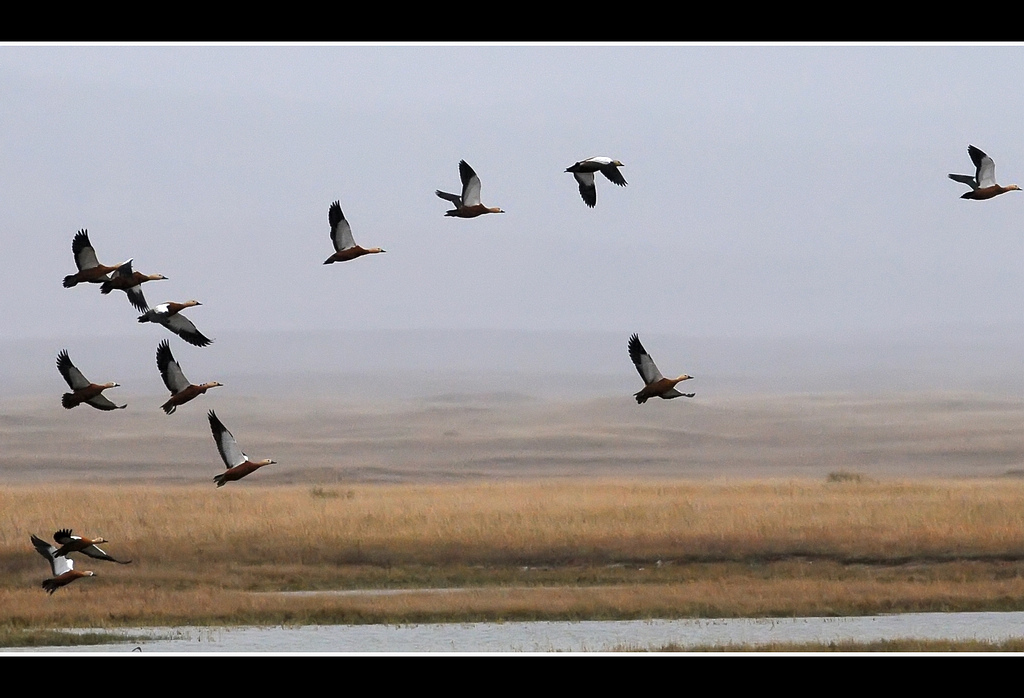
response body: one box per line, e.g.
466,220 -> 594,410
6,478 -> 1024,631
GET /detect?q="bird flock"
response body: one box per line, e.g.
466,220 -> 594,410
36,146 -> 1017,593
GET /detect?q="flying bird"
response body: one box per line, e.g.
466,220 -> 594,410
565,157 -> 627,208
208,410 -> 277,487
156,340 -> 222,415
323,200 -> 386,264
62,230 -> 126,288
52,529 -> 132,564
100,259 -> 167,312
948,145 -> 1021,200
31,534 -> 95,594
138,301 -> 213,347
628,334 -> 694,405
56,350 -> 126,411
436,160 -> 505,218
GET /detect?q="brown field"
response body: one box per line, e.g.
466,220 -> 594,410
3,392 -> 1024,647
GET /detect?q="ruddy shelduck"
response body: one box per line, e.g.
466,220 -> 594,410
62,230 -> 126,288
949,145 -> 1021,200
156,340 -> 222,415
323,201 -> 386,264
57,350 -> 126,411
436,160 -> 505,218
138,300 -> 213,347
628,334 -> 694,405
100,259 -> 167,312
31,534 -> 95,594
208,410 -> 277,487
565,157 -> 627,208
52,528 -> 132,564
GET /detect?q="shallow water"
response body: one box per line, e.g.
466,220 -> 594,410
14,612 -> 1024,653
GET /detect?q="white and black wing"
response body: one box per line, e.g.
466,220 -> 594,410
599,163 -> 627,187
32,534 -> 73,576
459,160 -> 482,207
71,229 -> 101,272
628,333 -> 664,385
156,340 -> 191,394
56,350 -> 90,390
164,313 -> 212,348
329,200 -> 356,251
208,410 -> 247,468
969,145 -> 996,189
85,393 -> 125,411
573,172 -> 597,208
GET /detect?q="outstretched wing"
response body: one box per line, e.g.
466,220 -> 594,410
969,145 -> 996,188
86,394 -> 125,411
32,534 -> 72,576
948,173 -> 978,189
125,284 -> 149,312
573,172 -> 597,208
165,313 -> 212,348
208,410 -> 247,468
56,350 -> 90,390
599,163 -> 627,187
71,230 -> 101,271
628,333 -> 664,385
329,200 -> 356,251
435,190 -> 462,208
156,340 -> 191,393
459,160 -> 482,207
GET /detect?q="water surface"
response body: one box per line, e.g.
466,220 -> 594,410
15,611 -> 1024,652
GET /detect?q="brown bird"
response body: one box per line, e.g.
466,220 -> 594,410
628,334 -> 694,405
138,301 -> 213,347
57,350 -> 126,411
62,229 -> 126,288
209,410 -> 277,487
31,534 -> 95,594
564,156 -> 627,208
323,200 -> 386,264
52,528 -> 132,564
436,160 -> 505,218
100,258 -> 168,312
156,340 -> 222,415
949,145 -> 1022,200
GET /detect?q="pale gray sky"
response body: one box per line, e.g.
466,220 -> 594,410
2,45 -> 1022,394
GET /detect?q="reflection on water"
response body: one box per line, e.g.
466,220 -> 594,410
13,612 -> 1024,652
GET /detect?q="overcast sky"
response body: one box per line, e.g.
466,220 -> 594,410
2,44 -> 1022,351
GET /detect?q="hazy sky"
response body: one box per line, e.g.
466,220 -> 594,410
3,44 -> 1022,346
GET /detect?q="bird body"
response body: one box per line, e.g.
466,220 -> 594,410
949,145 -> 1021,200
100,259 -> 167,312
628,334 -> 694,404
156,340 -> 221,414
208,410 -> 276,487
56,350 -> 125,411
436,160 -> 504,217
565,157 -> 626,208
138,301 -> 213,347
323,200 -> 386,264
53,528 -> 131,564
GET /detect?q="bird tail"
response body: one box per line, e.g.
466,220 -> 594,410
62,275 -> 78,288
214,474 -> 226,487
634,392 -> 647,405
137,314 -> 150,323
162,403 -> 175,415
61,393 -> 77,409
41,579 -> 59,594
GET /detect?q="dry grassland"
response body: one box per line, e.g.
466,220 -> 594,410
5,479 -> 1024,631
